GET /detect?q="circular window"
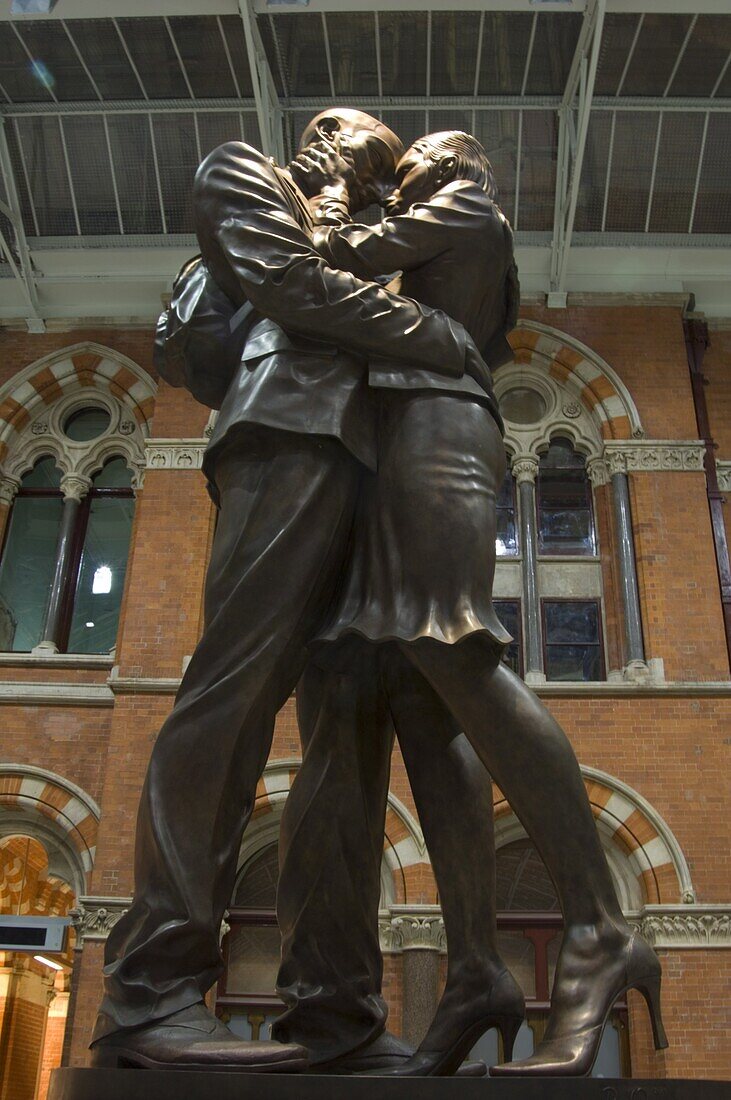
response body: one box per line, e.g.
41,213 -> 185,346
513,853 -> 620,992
499,387 -> 547,426
64,407 -> 111,442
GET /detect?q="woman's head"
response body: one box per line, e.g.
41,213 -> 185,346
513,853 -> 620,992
389,131 -> 497,214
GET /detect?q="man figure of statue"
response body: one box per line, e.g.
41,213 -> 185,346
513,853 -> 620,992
89,110 -> 498,1074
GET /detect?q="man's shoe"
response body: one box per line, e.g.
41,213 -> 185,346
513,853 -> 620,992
89,1002 -> 308,1073
311,1029 -> 486,1077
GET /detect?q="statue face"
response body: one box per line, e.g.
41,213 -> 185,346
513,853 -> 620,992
386,143 -> 440,215
294,109 -> 403,213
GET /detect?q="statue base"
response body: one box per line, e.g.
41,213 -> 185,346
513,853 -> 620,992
49,1069 -> 729,1100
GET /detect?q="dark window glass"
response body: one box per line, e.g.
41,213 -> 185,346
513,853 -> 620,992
494,600 -> 522,677
0,461 -> 62,652
537,438 -> 596,556
64,406 -> 111,442
496,467 -> 518,558
543,600 -> 604,682
66,461 -> 134,655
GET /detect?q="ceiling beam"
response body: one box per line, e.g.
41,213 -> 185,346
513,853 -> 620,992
0,118 -> 43,331
238,0 -> 284,161
549,0 -> 607,302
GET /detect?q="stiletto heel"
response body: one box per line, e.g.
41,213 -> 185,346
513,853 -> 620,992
492,929 -> 669,1077
498,1014 -> 522,1063
636,974 -> 669,1050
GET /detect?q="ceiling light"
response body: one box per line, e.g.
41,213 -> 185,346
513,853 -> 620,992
92,566 -> 112,595
266,1 -> 310,6
12,0 -> 58,11
34,955 -> 64,971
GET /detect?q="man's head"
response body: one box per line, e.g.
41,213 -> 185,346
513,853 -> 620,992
388,131 -> 497,214
291,108 -> 404,212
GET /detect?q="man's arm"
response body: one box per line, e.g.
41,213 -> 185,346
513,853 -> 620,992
193,143 -> 469,379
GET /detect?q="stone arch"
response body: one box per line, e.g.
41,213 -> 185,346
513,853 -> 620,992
0,765 -> 100,896
504,321 -> 644,445
0,342 -> 156,487
236,759 -> 427,908
492,765 -> 692,911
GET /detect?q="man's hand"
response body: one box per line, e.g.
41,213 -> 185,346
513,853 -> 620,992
464,340 -> 494,397
290,138 -> 355,199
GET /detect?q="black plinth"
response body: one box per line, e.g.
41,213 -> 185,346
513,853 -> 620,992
48,1069 -> 729,1100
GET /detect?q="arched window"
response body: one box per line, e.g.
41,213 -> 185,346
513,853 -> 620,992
0,452 -> 135,654
496,463 -> 519,558
537,437 -> 596,556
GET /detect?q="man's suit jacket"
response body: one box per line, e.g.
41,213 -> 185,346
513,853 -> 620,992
192,142 -> 472,477
313,178 -> 519,429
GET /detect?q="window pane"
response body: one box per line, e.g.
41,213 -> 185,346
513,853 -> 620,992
544,601 -> 602,682
496,468 -> 518,557
226,924 -> 281,996
21,457 -> 60,489
0,497 -> 62,651
234,845 -> 279,909
494,600 -> 522,677
67,496 -> 134,654
93,458 -> 133,489
64,407 -> 111,442
538,439 -> 595,556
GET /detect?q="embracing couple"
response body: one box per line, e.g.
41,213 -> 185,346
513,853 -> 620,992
90,109 -> 667,1078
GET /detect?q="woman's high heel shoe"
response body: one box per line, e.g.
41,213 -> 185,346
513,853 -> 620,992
491,929 -> 668,1078
373,968 -> 525,1077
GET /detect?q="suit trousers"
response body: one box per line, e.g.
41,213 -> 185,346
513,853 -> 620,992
93,428 -> 361,1042
274,643 -> 497,1064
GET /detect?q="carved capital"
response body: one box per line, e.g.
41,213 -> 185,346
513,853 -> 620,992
70,896 -> 131,945
0,475 -> 21,507
60,474 -> 92,503
586,458 -> 609,487
717,461 -> 731,493
379,907 -> 446,953
511,457 -> 538,486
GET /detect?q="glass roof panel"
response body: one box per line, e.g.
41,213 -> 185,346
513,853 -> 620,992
715,56 -> 731,98
648,112 -> 705,233
5,121 -> 36,236
62,114 -> 120,234
604,112 -> 657,231
379,110 -> 428,155
574,111 -> 613,232
0,22 -> 55,102
269,12 -> 330,97
594,13 -> 641,97
472,111 -> 519,225
324,12 -> 378,97
217,15 -> 254,98
256,14 -> 286,98
517,110 -> 557,231
152,113 -> 197,234
63,19 -> 144,100
620,14 -> 693,97
196,112 -> 260,160
106,114 -> 163,234
116,17 -> 190,100
478,12 -> 534,97
379,11 -> 428,97
14,116 -> 77,235
430,11 -> 481,96
14,20 -> 97,101
692,113 -> 731,234
524,13 -> 583,96
666,15 -> 731,97
168,17 -> 236,100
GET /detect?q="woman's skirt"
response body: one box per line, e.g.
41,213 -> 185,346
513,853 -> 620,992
315,389 -> 512,660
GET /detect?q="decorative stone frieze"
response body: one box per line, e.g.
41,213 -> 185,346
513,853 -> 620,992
628,905 -> 731,949
717,461 -> 731,492
602,440 -> 705,475
70,896 -> 131,944
379,907 -> 446,953
145,440 -> 206,471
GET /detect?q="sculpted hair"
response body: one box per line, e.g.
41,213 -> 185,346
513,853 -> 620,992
418,131 -> 498,201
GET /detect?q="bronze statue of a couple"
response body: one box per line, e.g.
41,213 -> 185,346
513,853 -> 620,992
90,109 -> 668,1078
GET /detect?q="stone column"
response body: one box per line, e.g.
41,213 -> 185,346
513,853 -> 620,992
0,475 -> 20,543
384,907 -> 445,1047
604,454 -> 648,681
512,457 -> 544,685
33,474 -> 91,655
